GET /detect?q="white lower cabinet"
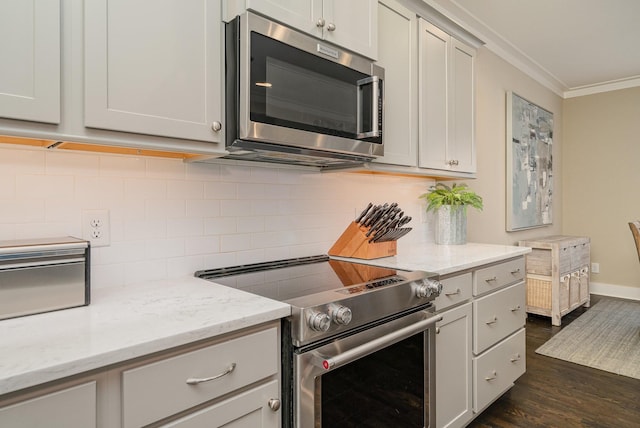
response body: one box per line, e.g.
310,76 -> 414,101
435,256 -> 527,427
0,322 -> 281,428
436,302 -> 472,428
0,381 -> 97,428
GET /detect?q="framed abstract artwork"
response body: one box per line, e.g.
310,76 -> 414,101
506,91 -> 553,231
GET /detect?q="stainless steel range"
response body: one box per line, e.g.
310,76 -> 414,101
196,255 -> 442,428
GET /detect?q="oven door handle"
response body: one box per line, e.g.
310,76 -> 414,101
312,313 -> 442,371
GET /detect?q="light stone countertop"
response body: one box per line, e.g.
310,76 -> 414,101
0,276 -> 290,396
0,241 -> 530,397
334,241 -> 531,275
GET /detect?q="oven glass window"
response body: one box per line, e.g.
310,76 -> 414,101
319,333 -> 428,427
250,32 -> 367,139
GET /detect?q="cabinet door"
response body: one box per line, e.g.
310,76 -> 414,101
418,20 -> 448,170
418,20 -> 476,174
0,0 -> 60,124
374,0 -> 418,166
436,302 -> 472,428
85,0 -> 223,143
163,380 -> 279,428
0,382 -> 96,428
449,38 -> 476,173
246,0 -> 322,38
323,0 -> 377,59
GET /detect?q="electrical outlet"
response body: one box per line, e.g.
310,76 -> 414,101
82,209 -> 110,247
591,262 -> 600,274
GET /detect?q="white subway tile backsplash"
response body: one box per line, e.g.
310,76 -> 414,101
203,217 -> 236,235
168,217 -> 203,237
0,146 -> 45,174
16,174 -> 75,199
186,199 -> 220,218
145,238 -> 185,259
46,151 -> 100,176
220,233 -> 253,252
204,181 -> 237,199
146,158 -> 186,179
0,145 -> 435,286
124,178 -> 167,200
220,199 -> 253,217
186,235 -> 220,255
100,155 -> 147,178
167,180 -> 203,200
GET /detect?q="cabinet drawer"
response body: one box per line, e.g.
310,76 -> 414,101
473,282 -> 525,354
163,380 -> 279,427
570,242 -> 590,270
0,382 -> 96,428
474,258 -> 525,296
122,327 -> 278,428
473,328 -> 525,412
434,272 -> 472,311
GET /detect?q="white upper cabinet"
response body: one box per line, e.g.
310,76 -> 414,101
85,0 -> 224,143
418,20 -> 476,174
374,0 -> 418,166
0,0 -> 60,124
244,0 -> 378,59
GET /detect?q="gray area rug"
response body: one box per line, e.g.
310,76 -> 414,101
535,297 -> 640,380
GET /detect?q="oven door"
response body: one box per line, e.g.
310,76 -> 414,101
234,12 -> 384,156
294,310 -> 440,428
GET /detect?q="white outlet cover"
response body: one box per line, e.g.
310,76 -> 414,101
82,209 -> 110,247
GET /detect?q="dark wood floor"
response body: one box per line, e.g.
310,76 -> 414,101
469,295 -> 640,428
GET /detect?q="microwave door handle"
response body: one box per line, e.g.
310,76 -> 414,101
356,76 -> 381,139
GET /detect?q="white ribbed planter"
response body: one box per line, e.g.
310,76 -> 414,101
435,206 -> 467,245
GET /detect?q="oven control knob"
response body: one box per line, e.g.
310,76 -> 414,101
308,311 -> 331,332
415,278 -> 443,298
329,305 -> 353,325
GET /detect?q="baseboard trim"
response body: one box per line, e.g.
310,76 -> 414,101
590,282 -> 640,301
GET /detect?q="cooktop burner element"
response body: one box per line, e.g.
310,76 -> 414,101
196,255 -> 442,346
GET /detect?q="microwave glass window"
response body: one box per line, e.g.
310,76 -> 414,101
250,32 -> 368,139
265,57 -> 357,133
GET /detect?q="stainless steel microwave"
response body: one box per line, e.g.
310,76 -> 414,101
224,12 -> 384,169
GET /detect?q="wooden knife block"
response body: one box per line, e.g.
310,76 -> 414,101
328,222 -> 397,259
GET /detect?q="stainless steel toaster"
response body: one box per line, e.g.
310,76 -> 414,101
0,237 -> 90,320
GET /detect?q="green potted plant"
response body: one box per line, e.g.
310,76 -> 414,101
419,183 -> 483,244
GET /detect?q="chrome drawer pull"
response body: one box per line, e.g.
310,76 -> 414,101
445,288 -> 461,296
510,269 -> 521,274
485,276 -> 497,283
485,316 -> 498,325
186,363 -> 236,385
511,305 -> 521,312
485,370 -> 497,381
510,353 -> 521,363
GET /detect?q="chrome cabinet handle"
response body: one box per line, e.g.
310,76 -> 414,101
326,22 -> 336,31
186,363 -> 236,385
268,398 -> 281,411
445,288 -> 461,296
486,316 -> 498,325
485,276 -> 497,283
511,305 -> 521,312
510,268 -> 521,274
435,327 -> 441,334
211,121 -> 222,132
485,370 -> 497,381
510,353 -> 521,363
448,159 -> 459,166
316,18 -> 325,27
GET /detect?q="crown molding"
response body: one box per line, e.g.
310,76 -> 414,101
564,75 -> 640,98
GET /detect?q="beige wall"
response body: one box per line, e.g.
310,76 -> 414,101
563,87 -> 640,291
466,48 -> 564,245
